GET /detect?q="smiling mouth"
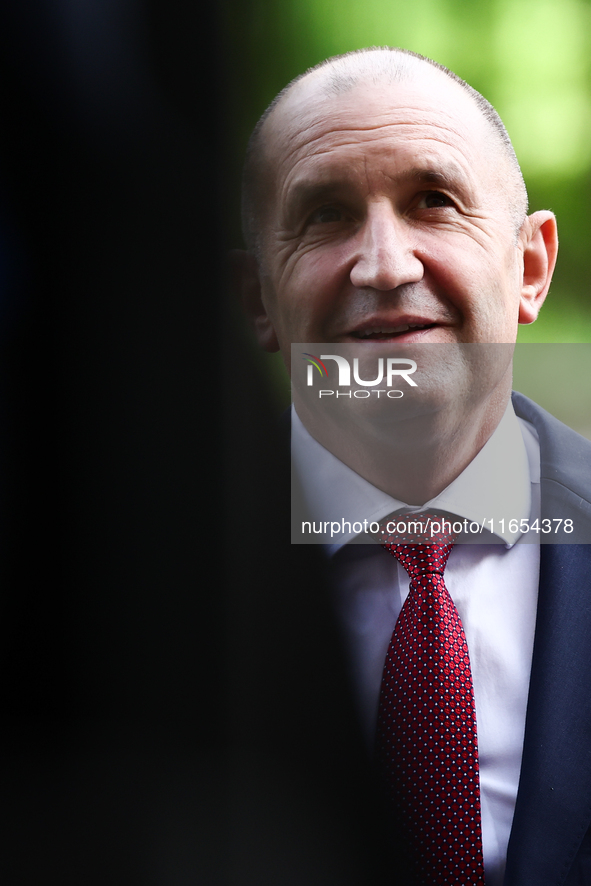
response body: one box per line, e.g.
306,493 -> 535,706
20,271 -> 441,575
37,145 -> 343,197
351,323 -> 437,340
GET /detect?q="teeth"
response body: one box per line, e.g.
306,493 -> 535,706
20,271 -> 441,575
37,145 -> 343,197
358,324 -> 427,337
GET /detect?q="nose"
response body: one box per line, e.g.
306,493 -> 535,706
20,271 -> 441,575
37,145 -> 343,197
349,202 -> 424,290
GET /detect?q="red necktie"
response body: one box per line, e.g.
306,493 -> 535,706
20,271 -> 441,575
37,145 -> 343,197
375,512 -> 485,885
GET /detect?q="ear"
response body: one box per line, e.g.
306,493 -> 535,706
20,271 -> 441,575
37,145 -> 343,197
518,211 -> 558,325
228,249 -> 279,352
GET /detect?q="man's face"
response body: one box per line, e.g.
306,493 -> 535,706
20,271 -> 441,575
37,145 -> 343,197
251,68 -> 535,365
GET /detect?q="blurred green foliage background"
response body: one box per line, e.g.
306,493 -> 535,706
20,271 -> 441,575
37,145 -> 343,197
223,0 -> 591,425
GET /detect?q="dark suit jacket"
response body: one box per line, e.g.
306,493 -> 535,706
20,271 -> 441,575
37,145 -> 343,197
229,391 -> 591,885
505,393 -> 591,886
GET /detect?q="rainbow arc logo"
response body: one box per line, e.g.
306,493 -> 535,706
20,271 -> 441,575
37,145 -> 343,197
302,353 -> 328,377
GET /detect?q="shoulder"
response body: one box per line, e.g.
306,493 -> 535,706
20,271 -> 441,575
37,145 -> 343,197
512,391 -> 591,490
512,391 -> 591,535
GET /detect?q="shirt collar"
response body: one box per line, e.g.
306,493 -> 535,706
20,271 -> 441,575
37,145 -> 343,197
291,400 -> 534,553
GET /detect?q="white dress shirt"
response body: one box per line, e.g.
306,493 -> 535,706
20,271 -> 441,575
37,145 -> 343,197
292,402 -> 541,886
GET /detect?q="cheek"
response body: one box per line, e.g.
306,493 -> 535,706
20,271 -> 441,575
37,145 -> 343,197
426,238 -> 517,308
288,239 -> 351,286
259,276 -> 322,346
422,245 -> 481,310
281,247 -> 350,316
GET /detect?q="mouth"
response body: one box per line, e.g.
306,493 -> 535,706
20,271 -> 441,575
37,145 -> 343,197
348,321 -> 439,342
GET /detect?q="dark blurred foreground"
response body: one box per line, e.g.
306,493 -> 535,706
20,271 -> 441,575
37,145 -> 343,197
0,0 -> 223,881
0,2 -> 403,883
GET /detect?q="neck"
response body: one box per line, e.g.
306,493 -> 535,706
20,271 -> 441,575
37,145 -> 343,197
293,380 -> 512,506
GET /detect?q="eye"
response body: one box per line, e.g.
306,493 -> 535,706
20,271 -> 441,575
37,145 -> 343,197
307,205 -> 345,225
416,191 -> 456,210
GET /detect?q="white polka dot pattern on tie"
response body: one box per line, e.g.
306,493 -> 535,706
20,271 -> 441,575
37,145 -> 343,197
376,512 -> 485,885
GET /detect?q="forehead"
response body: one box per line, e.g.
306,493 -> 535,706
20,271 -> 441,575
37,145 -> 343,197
261,70 -> 498,206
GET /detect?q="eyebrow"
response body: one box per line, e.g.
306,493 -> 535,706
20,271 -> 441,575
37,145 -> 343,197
392,164 -> 474,200
284,160 -> 475,219
286,180 -> 344,211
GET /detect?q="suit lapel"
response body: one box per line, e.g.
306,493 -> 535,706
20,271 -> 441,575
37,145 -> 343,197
504,543 -> 591,885
504,393 -> 591,884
